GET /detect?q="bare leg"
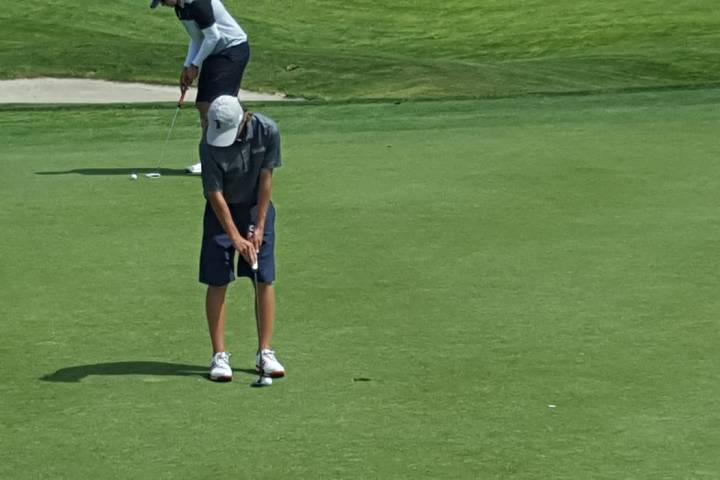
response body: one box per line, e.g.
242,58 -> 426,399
187,101 -> 211,172
206,284 -> 228,353
197,101 -> 210,130
255,282 -> 275,350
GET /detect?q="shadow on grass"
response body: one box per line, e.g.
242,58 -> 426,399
35,168 -> 191,177
40,361 -> 257,383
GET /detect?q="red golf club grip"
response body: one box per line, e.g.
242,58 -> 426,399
178,88 -> 187,108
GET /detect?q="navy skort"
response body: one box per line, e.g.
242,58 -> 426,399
196,42 -> 250,103
199,201 -> 276,286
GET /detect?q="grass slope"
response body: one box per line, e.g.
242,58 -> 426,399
1,90 -> 719,478
1,0 -> 719,99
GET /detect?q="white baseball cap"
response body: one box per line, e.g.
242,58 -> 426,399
206,95 -> 244,147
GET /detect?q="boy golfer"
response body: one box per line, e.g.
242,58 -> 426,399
151,0 -> 250,174
199,95 -> 284,381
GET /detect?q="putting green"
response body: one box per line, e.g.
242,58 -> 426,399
1,88 -> 719,478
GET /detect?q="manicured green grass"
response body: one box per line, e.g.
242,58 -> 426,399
1,89 -> 719,478
2,1 -> 719,99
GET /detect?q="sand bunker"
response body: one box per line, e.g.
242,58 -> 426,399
0,78 -> 292,104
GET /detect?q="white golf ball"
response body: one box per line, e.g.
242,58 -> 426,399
129,173 -> 138,180
254,375 -> 272,387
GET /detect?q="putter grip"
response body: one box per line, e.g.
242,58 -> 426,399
178,88 -> 187,108
248,225 -> 259,271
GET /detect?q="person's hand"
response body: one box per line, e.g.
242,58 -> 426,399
180,65 -> 199,90
179,68 -> 187,90
250,225 -> 264,254
234,237 -> 257,268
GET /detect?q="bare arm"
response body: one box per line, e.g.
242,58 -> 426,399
256,169 -> 273,228
252,169 -> 273,252
207,191 -> 257,267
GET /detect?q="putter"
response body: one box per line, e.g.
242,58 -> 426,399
251,263 -> 270,387
250,228 -> 271,387
147,88 -> 187,178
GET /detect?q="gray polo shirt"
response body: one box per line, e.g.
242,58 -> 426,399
200,113 -> 282,205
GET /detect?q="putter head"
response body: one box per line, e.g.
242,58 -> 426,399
145,172 -> 161,178
251,375 -> 272,387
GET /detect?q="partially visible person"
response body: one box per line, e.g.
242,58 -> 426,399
151,0 -> 250,174
198,95 -> 285,382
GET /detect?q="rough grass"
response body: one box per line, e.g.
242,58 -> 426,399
1,0 -> 719,98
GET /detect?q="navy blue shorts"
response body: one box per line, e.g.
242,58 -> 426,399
196,42 -> 250,103
199,201 -> 276,286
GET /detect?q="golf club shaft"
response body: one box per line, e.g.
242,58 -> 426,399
253,269 -> 265,377
154,105 -> 181,171
153,90 -> 186,171
250,224 -> 265,377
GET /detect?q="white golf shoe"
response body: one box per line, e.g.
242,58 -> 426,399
186,162 -> 202,174
256,349 -> 285,378
210,352 -> 232,382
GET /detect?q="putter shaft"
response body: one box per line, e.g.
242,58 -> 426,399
155,106 -> 181,171
154,90 -> 185,172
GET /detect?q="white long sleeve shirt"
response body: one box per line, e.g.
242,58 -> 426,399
175,0 -> 248,68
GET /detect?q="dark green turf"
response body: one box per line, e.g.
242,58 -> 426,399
1,1 -> 719,99
1,89 -> 719,478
